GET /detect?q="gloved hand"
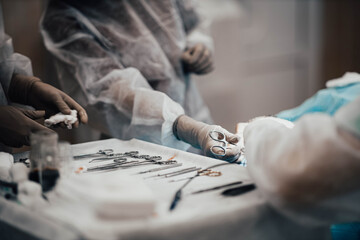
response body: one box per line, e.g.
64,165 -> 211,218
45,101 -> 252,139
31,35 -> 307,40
8,74 -> 88,128
0,106 -> 54,147
174,115 -> 241,161
181,43 -> 214,75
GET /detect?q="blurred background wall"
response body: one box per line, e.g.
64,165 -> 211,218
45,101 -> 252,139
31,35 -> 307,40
195,0 -> 323,130
2,0 -> 360,143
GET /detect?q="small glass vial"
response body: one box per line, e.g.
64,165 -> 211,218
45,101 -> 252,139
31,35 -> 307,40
29,130 -> 60,192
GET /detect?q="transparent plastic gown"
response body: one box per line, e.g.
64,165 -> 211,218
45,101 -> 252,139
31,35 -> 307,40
40,0 -> 213,150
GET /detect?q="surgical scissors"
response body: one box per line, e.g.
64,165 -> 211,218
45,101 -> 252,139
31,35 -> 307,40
169,169 -> 222,182
209,130 -> 236,157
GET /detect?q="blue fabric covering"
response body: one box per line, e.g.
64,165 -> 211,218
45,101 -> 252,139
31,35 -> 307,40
331,223 -> 360,240
276,83 -> 360,240
276,83 -> 360,121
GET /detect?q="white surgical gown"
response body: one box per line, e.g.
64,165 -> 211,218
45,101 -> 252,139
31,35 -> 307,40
244,96 -> 360,227
40,0 -> 213,150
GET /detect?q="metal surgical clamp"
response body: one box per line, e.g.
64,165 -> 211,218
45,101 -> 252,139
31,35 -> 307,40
138,163 -> 183,174
89,156 -> 127,163
118,160 -> 177,168
74,149 -> 115,160
85,160 -> 137,172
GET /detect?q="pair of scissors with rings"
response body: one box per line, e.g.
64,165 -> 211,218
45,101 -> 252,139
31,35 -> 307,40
74,149 -> 114,160
209,130 -> 239,159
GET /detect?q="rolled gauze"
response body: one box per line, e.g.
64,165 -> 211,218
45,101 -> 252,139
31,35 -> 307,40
44,110 -> 78,129
0,152 -> 14,181
10,163 -> 29,183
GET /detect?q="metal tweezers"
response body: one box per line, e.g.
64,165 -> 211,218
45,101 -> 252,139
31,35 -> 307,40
146,167 -> 201,179
138,163 -> 183,174
85,160 -> 138,172
118,159 -> 177,168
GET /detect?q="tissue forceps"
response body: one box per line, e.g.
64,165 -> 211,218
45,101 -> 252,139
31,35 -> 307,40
117,160 -> 177,168
147,167 -> 200,179
74,149 -> 115,160
161,167 -> 202,178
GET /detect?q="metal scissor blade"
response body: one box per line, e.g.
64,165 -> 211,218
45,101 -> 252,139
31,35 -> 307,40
162,168 -> 201,178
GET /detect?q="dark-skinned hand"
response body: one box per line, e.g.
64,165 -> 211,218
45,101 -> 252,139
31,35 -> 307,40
9,74 -> 88,128
181,43 -> 214,75
0,105 -> 54,147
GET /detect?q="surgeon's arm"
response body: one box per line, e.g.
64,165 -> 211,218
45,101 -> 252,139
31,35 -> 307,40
174,115 -> 241,161
244,115 -> 360,205
8,74 -> 87,127
41,8 -> 190,150
0,19 -> 87,128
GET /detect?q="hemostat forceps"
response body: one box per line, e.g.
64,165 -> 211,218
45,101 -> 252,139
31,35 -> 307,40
74,149 -> 115,160
89,156 -> 127,163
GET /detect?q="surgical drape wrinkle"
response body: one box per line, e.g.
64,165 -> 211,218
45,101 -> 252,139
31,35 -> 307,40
245,97 -> 360,226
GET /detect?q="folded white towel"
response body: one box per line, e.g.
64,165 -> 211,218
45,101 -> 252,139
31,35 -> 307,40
10,162 -> 29,183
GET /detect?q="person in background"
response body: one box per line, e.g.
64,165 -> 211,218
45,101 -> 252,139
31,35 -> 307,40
40,0 -> 223,156
0,3 -> 88,149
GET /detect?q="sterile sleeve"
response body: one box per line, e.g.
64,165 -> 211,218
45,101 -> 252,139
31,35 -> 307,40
40,7 -> 190,151
244,102 -> 360,226
177,0 -> 214,52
